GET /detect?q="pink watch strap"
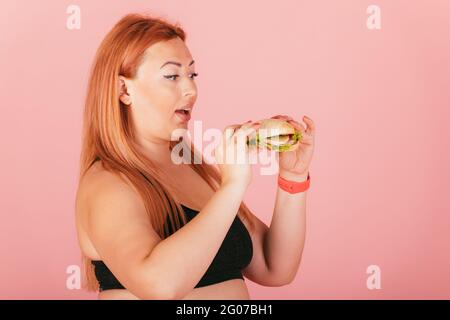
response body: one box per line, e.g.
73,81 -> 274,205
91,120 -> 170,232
278,172 -> 311,194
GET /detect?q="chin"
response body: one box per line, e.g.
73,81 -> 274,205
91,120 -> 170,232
176,121 -> 189,129
169,127 -> 188,142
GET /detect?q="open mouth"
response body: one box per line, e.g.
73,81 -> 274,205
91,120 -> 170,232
174,108 -> 192,122
175,109 -> 190,115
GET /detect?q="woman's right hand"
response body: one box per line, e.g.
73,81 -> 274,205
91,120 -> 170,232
215,120 -> 261,188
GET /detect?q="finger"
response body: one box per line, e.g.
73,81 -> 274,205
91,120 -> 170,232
224,120 -> 253,137
287,119 -> 306,133
270,115 -> 283,120
225,123 -> 245,130
223,126 -> 240,141
245,122 -> 261,143
223,123 -> 243,139
239,120 -> 255,130
234,120 -> 260,132
232,125 -> 259,147
270,114 -> 293,121
233,123 -> 259,139
303,115 -> 315,134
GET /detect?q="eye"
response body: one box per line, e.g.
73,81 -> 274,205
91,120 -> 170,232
164,75 -> 179,81
164,73 -> 199,81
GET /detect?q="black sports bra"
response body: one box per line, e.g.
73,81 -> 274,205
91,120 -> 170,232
91,204 -> 253,291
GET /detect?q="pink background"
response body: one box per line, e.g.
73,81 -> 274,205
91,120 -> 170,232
1,0 -> 449,299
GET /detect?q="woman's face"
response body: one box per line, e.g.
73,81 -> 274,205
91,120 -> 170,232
119,37 -> 198,143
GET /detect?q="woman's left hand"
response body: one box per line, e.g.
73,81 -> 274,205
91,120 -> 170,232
272,114 -> 315,181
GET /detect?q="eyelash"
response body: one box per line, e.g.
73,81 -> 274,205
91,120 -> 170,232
164,73 -> 199,81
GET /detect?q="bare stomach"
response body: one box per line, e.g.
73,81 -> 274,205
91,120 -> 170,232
97,278 -> 250,300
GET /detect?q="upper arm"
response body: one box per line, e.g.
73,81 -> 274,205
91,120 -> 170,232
85,171 -> 171,299
241,209 -> 289,287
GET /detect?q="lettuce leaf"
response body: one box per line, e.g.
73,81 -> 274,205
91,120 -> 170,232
247,131 -> 301,151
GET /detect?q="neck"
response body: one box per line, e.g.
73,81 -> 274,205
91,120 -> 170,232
134,133 -> 175,166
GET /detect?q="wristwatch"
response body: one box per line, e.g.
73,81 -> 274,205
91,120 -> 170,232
277,172 -> 310,194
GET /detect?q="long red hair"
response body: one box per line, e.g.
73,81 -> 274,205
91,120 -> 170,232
78,12 -> 256,292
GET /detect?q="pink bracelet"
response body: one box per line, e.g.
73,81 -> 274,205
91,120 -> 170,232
278,172 -> 310,194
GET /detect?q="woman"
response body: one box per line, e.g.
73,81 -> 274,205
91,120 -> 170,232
75,13 -> 315,300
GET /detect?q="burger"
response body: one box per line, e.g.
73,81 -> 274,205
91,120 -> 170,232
246,118 -> 302,152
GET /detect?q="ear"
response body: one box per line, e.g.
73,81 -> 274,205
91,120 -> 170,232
118,75 -> 132,106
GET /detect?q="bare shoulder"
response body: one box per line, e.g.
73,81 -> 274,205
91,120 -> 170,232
78,161 -> 139,209
77,160 -> 162,261
75,161 -> 168,299
75,161 -> 147,236
80,161 -> 129,194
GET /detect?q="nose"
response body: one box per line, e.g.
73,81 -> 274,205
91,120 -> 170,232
182,80 -> 197,99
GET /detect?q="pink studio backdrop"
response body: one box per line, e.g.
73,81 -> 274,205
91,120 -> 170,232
1,0 -> 449,299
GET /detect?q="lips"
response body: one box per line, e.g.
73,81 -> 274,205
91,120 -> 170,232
174,105 -> 193,122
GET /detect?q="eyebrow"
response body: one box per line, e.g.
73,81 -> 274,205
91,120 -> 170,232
160,60 -> 195,69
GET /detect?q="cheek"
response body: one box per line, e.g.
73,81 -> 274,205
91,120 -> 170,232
135,81 -> 177,115
132,82 -> 179,134
133,83 -> 171,119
